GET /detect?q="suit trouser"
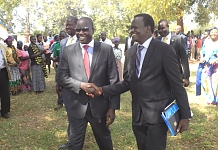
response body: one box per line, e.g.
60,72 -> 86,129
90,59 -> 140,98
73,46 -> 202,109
68,103 -> 113,150
132,114 -> 168,150
61,88 -> 72,143
0,68 -> 10,115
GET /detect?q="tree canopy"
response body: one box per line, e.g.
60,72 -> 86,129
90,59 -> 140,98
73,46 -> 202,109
0,0 -> 218,41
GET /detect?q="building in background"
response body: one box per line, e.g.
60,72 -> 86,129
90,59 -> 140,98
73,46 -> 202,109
0,21 -> 9,43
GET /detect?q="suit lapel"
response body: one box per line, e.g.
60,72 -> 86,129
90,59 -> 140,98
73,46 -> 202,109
90,41 -> 101,78
129,45 -> 137,78
74,43 -> 88,80
170,32 -> 176,45
139,38 -> 156,79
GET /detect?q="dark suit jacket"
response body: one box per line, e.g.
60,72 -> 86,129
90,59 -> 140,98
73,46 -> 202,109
102,38 -> 191,124
156,33 -> 190,78
56,40 -> 120,121
124,37 -> 134,52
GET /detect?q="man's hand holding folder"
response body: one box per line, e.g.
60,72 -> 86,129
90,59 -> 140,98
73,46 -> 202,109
177,119 -> 189,133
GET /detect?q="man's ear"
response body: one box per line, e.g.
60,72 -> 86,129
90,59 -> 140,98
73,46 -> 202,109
91,28 -> 95,34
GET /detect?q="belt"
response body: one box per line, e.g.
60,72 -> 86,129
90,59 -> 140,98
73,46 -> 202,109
0,67 -> 6,71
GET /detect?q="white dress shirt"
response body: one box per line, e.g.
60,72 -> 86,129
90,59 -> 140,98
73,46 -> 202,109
137,36 -> 153,77
101,38 -> 113,46
0,49 -> 5,69
66,35 -> 77,46
161,32 -> 171,45
80,39 -> 94,67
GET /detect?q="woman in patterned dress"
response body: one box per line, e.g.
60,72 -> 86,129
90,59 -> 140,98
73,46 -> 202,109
5,37 -> 22,95
201,27 -> 218,105
28,36 -> 47,93
112,37 -> 122,81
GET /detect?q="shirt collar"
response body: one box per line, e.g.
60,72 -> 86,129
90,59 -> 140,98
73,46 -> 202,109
138,36 -> 153,49
80,39 -> 94,49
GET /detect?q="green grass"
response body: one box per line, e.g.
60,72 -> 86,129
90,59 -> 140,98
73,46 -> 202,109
1,63 -> 218,150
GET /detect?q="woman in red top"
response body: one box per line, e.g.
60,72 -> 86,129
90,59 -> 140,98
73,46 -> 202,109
17,41 -> 31,91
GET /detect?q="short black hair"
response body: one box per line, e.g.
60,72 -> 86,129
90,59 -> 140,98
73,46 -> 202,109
36,34 -> 42,38
79,17 -> 94,28
158,19 -> 169,27
67,16 -> 78,25
30,35 -> 35,40
59,30 -> 66,35
134,13 -> 155,33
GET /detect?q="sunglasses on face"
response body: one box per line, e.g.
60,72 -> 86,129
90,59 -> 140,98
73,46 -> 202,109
75,27 -> 90,32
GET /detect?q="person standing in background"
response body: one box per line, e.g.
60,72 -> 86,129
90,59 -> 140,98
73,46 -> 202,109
5,37 -> 22,95
175,25 -> 189,55
28,36 -> 47,94
58,16 -> 78,150
0,43 -> 11,119
43,36 -> 51,74
157,19 -> 190,87
51,31 -> 67,110
112,37 -> 122,81
124,31 -> 134,54
17,41 -> 31,91
100,31 -> 113,46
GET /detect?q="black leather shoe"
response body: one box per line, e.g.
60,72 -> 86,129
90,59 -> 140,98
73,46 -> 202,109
59,142 -> 71,149
1,113 -> 9,119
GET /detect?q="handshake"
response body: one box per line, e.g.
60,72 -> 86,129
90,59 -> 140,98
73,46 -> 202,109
80,82 -> 103,98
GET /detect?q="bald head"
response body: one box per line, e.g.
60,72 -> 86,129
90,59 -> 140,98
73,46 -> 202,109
175,25 -> 182,35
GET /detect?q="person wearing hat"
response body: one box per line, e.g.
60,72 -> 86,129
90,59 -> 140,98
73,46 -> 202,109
113,37 -> 122,81
5,37 -> 22,95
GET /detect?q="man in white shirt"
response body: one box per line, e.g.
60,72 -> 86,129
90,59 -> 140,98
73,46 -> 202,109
100,31 -> 113,46
0,43 -> 11,119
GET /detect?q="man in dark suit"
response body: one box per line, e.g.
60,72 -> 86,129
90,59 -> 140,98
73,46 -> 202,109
58,16 -> 78,149
156,19 -> 190,87
87,13 -> 191,150
124,31 -> 134,53
56,17 -> 120,150
175,25 -> 189,55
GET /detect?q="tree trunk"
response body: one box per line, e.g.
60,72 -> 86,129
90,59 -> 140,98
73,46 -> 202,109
177,17 -> 184,33
176,6 -> 184,33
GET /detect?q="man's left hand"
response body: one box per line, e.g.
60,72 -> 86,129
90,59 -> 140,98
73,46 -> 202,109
183,78 -> 189,87
177,119 -> 189,133
106,109 -> 115,127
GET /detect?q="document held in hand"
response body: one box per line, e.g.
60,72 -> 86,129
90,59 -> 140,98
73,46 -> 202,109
161,100 -> 180,136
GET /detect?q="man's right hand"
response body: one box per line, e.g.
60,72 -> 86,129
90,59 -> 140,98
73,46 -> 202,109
80,82 -> 102,97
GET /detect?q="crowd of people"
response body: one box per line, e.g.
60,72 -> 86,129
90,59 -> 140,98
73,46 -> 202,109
0,12 -> 217,150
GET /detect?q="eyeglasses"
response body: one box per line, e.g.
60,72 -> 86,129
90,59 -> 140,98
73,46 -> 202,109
75,27 -> 90,32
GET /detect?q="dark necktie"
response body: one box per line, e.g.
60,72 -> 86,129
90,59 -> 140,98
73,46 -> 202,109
83,45 -> 90,78
136,45 -> 144,76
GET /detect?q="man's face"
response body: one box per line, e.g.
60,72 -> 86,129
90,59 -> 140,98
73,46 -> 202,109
175,26 -> 181,35
37,35 -> 42,42
130,17 -> 150,45
100,33 -> 106,41
158,21 -> 169,37
66,19 -> 76,36
76,19 -> 93,44
59,33 -> 66,41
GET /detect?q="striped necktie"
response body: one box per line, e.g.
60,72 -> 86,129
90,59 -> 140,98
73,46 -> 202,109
136,45 -> 144,77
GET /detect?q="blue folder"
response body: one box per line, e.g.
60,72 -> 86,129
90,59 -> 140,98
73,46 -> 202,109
161,100 -> 180,136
